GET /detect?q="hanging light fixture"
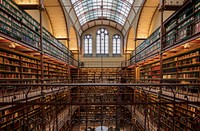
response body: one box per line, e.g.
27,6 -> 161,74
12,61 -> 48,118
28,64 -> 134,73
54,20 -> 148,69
8,43 -> 16,49
183,43 -> 190,49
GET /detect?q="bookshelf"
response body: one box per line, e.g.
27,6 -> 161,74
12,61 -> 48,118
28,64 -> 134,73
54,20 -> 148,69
0,89 -> 71,131
134,28 -> 160,63
0,47 -> 70,83
129,0 -> 200,67
176,4 -> 194,42
0,0 -> 73,63
162,48 -> 200,84
118,66 -> 135,83
139,47 -> 200,84
78,68 -> 118,83
134,89 -> 200,131
139,60 -> 160,83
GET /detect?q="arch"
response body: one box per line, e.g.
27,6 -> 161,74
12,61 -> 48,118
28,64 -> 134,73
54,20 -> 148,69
126,27 -> 135,53
136,0 -> 159,39
69,26 -> 78,51
13,0 -> 69,41
44,0 -> 68,38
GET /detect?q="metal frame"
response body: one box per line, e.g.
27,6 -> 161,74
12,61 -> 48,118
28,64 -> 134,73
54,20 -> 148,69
0,83 -> 199,130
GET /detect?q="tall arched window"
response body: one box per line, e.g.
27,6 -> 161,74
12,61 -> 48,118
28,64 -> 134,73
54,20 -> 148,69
84,35 -> 92,55
113,34 -> 121,54
96,28 -> 109,55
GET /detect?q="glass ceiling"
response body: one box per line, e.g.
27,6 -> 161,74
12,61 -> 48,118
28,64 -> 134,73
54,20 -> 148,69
71,0 -> 134,26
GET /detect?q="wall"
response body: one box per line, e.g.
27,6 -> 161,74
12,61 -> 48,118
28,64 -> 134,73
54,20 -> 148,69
26,10 -> 53,34
136,10 -> 174,47
26,10 -> 69,48
149,10 -> 174,35
80,26 -> 125,67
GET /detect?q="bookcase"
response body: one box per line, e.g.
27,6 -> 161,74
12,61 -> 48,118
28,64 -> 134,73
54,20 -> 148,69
134,28 -> 160,63
117,67 -> 135,83
71,86 -> 133,129
129,0 -> 200,67
176,4 -> 193,42
163,48 -> 200,84
165,19 -> 176,48
0,89 -> 71,131
0,0 -> 73,63
162,56 -> 178,81
139,60 -> 160,83
0,47 -> 70,83
139,48 -> 200,84
78,68 -> 118,83
134,89 -> 200,131
163,0 -> 200,49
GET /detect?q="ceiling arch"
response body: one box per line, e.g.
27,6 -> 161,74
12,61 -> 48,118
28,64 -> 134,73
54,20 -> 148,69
61,0 -> 144,36
126,27 -> 135,53
44,0 -> 68,38
136,0 -> 159,39
81,19 -> 123,33
70,0 -> 134,26
69,26 -> 78,51
14,0 -> 68,39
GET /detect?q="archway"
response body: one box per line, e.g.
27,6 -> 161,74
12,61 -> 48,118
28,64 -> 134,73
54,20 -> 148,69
69,26 -> 78,52
126,27 -> 135,52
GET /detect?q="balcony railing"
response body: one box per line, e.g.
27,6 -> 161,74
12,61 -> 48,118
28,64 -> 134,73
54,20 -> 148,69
0,83 -> 199,131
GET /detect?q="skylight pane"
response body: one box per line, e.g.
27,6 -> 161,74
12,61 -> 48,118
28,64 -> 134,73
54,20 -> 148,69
71,0 -> 134,25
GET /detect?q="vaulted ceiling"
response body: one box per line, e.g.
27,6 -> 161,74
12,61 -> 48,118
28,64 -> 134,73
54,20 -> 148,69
13,0 -> 185,53
14,0 -> 68,39
61,0 -> 144,36
71,0 -> 134,26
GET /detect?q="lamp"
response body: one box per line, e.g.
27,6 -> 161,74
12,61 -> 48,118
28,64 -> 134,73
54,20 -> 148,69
8,43 -> 16,49
184,43 -> 190,49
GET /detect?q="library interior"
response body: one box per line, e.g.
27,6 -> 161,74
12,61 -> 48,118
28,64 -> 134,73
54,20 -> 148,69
0,0 -> 200,130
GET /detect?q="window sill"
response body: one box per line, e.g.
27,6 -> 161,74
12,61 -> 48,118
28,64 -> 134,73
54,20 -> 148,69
84,54 -> 93,57
96,54 -> 109,57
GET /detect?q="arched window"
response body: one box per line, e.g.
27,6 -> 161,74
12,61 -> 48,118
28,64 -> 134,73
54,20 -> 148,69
84,35 -> 92,55
113,34 -> 121,54
96,28 -> 109,54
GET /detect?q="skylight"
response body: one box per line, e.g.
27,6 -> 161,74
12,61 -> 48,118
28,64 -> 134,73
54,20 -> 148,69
71,0 -> 134,25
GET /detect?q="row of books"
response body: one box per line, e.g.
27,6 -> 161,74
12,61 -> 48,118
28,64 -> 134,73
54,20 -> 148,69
0,0 -> 74,64
136,41 -> 160,62
0,89 -> 70,130
135,28 -> 160,55
135,89 -> 200,130
0,49 -> 70,82
130,0 -> 200,62
140,49 -> 200,83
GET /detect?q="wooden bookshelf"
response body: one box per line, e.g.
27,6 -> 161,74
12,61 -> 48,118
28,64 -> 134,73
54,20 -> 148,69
139,60 -> 160,83
129,0 -> 200,67
0,89 -> 70,131
138,46 -> 200,84
0,0 -> 73,63
78,68 -> 118,83
163,48 -> 200,84
0,47 -> 70,83
134,89 -> 200,131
